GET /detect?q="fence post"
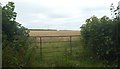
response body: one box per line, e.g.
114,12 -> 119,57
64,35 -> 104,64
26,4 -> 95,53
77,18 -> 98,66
40,37 -> 42,59
35,37 -> 37,47
70,36 -> 72,55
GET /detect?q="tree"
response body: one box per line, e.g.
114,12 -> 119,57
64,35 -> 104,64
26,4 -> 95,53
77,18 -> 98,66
2,2 -> 29,49
2,2 -> 30,67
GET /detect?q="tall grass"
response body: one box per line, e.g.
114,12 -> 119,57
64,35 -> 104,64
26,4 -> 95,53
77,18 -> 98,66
28,36 -> 106,67
2,37 -> 36,67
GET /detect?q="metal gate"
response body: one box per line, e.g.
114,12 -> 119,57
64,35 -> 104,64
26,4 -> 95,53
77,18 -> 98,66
31,35 -> 80,67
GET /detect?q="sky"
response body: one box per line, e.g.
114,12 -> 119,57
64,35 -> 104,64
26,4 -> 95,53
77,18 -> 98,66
1,0 -> 120,30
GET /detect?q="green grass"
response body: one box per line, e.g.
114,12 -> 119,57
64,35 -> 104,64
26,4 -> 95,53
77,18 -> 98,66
27,37 -> 106,67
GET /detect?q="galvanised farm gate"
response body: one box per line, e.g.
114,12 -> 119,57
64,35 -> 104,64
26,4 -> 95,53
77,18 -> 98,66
30,35 -> 80,66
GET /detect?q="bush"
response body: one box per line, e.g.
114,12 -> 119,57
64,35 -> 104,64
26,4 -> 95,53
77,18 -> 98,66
80,15 -> 120,66
2,2 -> 30,67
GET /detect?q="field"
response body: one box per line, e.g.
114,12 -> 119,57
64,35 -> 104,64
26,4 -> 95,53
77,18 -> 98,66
29,30 -> 80,36
26,30 -> 105,67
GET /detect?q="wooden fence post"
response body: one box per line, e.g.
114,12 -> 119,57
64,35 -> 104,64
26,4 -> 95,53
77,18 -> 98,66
70,36 -> 72,55
35,37 -> 37,47
40,37 -> 42,59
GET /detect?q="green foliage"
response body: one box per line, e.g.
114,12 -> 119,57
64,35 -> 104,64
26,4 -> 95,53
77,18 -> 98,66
2,2 -> 29,43
80,6 -> 120,66
2,2 -> 30,67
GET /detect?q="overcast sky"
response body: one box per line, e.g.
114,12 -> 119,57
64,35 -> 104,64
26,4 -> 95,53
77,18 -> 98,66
1,0 -> 120,30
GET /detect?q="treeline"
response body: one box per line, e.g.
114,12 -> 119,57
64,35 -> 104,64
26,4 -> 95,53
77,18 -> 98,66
29,29 -> 57,31
80,4 -> 120,67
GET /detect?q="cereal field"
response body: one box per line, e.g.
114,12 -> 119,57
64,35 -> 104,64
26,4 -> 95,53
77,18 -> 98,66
29,30 -> 80,36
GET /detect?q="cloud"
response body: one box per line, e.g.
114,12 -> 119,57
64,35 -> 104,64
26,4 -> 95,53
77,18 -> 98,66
1,0 -> 120,30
